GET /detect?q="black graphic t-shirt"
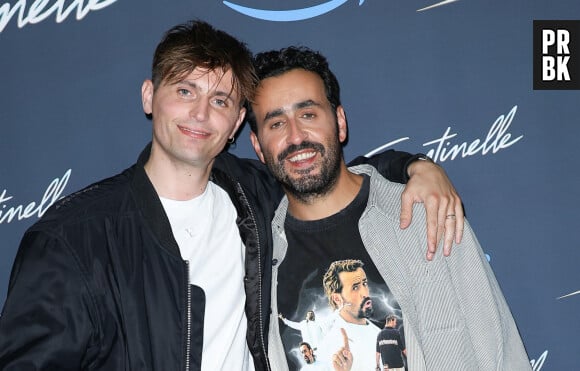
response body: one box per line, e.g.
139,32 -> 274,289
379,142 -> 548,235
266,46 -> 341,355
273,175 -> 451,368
277,176 -> 404,370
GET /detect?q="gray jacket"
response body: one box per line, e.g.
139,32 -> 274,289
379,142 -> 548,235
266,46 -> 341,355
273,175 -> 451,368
267,165 -> 531,371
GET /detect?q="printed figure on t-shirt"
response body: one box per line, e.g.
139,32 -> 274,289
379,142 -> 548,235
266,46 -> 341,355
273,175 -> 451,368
376,314 -> 406,371
316,259 -> 382,370
298,341 -> 327,370
279,310 -> 324,350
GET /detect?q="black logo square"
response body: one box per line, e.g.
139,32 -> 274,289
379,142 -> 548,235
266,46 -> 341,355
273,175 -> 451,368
533,20 -> 580,90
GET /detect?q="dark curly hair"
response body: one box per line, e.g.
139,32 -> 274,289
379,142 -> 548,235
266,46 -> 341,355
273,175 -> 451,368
247,46 -> 341,132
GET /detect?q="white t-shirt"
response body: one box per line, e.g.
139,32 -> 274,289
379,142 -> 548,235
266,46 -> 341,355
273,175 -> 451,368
160,181 -> 255,371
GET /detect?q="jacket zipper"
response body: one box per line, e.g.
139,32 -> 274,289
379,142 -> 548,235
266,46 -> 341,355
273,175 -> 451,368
238,188 -> 271,371
185,260 -> 192,371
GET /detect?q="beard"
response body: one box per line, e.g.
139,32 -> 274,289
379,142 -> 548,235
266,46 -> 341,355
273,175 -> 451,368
263,136 -> 343,203
357,296 -> 374,319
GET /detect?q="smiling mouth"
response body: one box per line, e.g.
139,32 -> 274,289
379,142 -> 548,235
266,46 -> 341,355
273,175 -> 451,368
277,141 -> 325,163
287,151 -> 316,163
179,126 -> 210,138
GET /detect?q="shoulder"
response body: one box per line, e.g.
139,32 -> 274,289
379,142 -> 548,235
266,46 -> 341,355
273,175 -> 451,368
349,164 -> 405,195
214,151 -> 269,180
213,152 -> 283,216
14,165 -> 150,286
348,164 -> 406,222
31,166 -> 136,234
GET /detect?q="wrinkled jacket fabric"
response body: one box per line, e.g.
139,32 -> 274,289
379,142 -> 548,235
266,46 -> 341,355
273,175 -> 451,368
267,165 -> 532,371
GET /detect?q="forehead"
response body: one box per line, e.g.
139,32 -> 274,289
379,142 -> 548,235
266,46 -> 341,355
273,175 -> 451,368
338,267 -> 366,286
253,69 -> 327,110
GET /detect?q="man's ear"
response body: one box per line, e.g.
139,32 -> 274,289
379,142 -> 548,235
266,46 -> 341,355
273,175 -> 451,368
331,293 -> 343,309
336,105 -> 348,144
250,131 -> 266,164
230,106 -> 246,140
142,80 -> 154,115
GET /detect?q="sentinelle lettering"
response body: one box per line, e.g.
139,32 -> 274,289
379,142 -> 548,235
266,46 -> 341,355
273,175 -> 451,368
0,169 -> 71,224
0,0 -> 118,33
366,105 -> 523,163
423,105 -> 522,162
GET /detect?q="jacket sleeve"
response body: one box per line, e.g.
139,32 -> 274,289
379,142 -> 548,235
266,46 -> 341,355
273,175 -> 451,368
348,150 -> 420,184
0,230 -> 97,370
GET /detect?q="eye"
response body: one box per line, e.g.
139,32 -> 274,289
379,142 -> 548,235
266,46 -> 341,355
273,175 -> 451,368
301,112 -> 316,120
213,98 -> 228,107
177,88 -> 191,96
270,121 -> 284,129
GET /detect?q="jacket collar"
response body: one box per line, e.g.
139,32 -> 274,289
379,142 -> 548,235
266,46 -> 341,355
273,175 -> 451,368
130,143 -> 181,257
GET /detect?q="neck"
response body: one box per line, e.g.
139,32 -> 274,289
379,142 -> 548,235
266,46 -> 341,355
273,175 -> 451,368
145,147 -> 213,201
287,163 -> 363,221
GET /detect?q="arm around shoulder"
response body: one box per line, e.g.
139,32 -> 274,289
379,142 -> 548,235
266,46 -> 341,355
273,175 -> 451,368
349,149 -> 414,184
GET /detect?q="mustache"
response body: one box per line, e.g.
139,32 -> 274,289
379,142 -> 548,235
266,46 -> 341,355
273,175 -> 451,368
277,141 -> 325,162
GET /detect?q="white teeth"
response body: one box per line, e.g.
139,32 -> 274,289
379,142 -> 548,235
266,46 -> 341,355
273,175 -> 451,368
288,152 -> 316,162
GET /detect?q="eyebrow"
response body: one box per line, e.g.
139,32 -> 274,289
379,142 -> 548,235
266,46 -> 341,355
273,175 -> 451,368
262,99 -> 322,122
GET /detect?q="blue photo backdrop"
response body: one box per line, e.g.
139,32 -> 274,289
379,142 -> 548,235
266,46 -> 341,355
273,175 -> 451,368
1,1 -> 579,369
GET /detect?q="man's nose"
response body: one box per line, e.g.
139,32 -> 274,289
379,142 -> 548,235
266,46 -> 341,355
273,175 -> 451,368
361,286 -> 369,297
190,99 -> 209,121
286,119 -> 308,144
